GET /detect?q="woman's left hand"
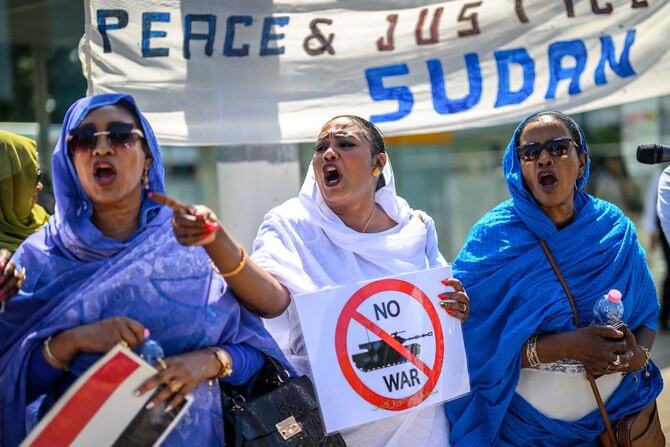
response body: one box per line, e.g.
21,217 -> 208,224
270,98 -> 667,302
439,278 -> 470,323
0,249 -> 24,303
135,349 -> 221,412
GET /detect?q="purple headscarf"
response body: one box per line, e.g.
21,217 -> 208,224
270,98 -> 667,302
0,94 -> 287,446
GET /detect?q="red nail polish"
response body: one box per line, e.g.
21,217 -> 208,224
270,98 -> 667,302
438,293 -> 447,299
203,221 -> 220,232
148,192 -> 155,199
441,279 -> 450,286
445,309 -> 454,315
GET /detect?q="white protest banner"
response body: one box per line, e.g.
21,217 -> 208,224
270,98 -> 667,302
80,0 -> 670,146
293,265 -> 469,434
21,345 -> 192,447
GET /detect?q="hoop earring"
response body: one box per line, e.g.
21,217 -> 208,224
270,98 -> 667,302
143,168 -> 150,190
574,174 -> 585,193
372,168 -> 381,177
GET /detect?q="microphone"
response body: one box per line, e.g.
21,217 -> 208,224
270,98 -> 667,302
637,143 -> 670,164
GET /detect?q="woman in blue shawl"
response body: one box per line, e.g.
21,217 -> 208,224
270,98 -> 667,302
445,111 -> 663,446
0,94 -> 288,446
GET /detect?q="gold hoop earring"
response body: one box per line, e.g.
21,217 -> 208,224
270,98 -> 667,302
372,168 -> 381,177
574,174 -> 585,193
143,168 -> 150,190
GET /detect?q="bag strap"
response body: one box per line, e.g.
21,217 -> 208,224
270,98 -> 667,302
538,239 -> 618,446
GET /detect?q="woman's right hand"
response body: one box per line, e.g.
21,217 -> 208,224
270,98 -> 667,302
148,192 -> 220,246
567,325 -> 633,375
48,316 -> 145,367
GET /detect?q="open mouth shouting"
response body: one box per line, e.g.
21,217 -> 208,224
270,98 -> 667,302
323,163 -> 342,187
93,161 -> 117,186
537,170 -> 558,192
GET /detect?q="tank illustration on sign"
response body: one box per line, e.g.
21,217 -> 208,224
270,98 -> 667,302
351,331 -> 433,372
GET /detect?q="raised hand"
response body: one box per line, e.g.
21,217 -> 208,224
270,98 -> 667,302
149,192 -> 221,246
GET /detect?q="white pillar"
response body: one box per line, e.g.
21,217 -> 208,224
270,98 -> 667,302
216,144 -> 301,249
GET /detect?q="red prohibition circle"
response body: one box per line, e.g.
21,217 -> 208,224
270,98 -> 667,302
334,278 -> 445,411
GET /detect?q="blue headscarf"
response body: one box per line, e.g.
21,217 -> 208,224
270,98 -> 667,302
445,111 -> 663,446
0,94 -> 288,446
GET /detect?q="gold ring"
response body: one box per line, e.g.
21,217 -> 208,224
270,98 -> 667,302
171,216 -> 180,228
462,302 -> 468,313
156,358 -> 168,370
169,382 -> 183,393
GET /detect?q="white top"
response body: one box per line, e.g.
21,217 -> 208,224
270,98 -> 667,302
516,361 -> 624,421
251,160 -> 450,447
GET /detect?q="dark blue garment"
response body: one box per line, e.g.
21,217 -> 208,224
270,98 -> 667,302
0,94 -> 290,447
445,112 -> 663,446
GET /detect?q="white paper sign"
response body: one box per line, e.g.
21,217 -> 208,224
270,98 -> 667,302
80,0 -> 670,145
293,265 -> 470,434
21,345 -> 193,447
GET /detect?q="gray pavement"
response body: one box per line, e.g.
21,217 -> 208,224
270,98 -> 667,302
652,329 -> 670,445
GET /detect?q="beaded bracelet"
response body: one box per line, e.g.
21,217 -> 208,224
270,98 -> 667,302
526,335 -> 541,368
220,244 -> 248,278
42,336 -> 69,371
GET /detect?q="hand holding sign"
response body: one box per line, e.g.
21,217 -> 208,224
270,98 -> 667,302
439,278 -> 470,323
149,192 -> 221,246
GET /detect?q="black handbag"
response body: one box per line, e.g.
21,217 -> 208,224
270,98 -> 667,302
220,355 -> 346,447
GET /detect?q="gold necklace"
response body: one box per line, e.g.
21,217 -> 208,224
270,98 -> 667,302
361,203 -> 377,233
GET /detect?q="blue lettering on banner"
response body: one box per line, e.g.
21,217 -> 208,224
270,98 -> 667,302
142,12 -> 170,58
183,14 -> 216,59
365,30 -> 637,123
595,29 -> 636,85
428,53 -> 482,114
366,64 -> 414,123
260,17 -> 289,56
545,40 -> 587,100
224,16 -> 253,57
494,48 -> 535,108
97,10 -> 128,53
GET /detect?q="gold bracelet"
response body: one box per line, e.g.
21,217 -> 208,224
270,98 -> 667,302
220,244 -> 247,278
208,347 -> 233,379
525,335 -> 541,368
637,344 -> 651,379
43,336 -> 69,371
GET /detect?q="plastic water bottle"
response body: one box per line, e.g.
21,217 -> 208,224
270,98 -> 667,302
592,289 -> 624,328
137,329 -> 165,367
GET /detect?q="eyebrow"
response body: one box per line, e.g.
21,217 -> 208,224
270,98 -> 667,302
316,132 -> 356,142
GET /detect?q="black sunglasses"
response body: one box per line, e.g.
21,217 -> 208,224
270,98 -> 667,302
67,122 -> 144,153
515,138 -> 578,162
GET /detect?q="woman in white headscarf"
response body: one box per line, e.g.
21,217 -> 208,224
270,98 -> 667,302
252,115 -> 469,446
167,115 -> 470,446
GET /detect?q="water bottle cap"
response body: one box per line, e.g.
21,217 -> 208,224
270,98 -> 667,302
143,328 -> 150,338
607,289 -> 622,303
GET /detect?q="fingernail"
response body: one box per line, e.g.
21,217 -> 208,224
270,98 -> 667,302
445,309 -> 454,315
440,301 -> 448,308
441,279 -> 450,286
144,328 -> 150,338
438,293 -> 447,299
203,221 -> 220,232
145,401 -> 155,410
0,262 -> 5,271
134,390 -> 141,397
165,405 -> 173,413
148,192 -> 155,199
